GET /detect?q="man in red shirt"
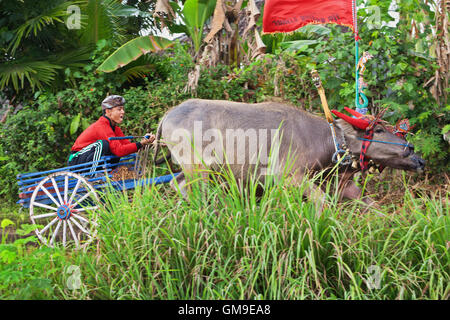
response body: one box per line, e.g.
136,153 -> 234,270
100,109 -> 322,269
68,95 -> 154,172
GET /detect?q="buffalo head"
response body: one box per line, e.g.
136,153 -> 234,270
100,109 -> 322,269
333,108 -> 425,172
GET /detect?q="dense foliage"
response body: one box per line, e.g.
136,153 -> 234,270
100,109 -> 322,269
0,0 -> 448,201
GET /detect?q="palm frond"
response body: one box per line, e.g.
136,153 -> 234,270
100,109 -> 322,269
8,1 -> 84,55
109,3 -> 152,18
0,60 -> 62,92
49,46 -> 94,68
81,0 -> 130,45
121,64 -> 156,82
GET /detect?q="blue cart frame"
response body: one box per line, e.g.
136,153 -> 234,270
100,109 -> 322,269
16,153 -> 178,248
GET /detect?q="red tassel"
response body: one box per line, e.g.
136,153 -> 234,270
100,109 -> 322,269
344,107 -> 364,118
331,109 -> 370,130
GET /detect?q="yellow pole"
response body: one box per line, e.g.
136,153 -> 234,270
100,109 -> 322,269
310,70 -> 333,123
310,69 -> 348,164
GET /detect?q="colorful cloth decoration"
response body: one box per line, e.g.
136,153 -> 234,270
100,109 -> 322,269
390,119 -> 415,138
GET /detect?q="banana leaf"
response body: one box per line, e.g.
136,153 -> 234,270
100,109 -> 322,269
182,0 -> 216,52
280,39 -> 320,52
97,36 -> 174,73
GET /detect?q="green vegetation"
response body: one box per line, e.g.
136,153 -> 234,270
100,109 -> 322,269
1,171 -> 448,299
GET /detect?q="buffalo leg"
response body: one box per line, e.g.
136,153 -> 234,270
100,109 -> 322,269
171,164 -> 209,199
170,171 -> 188,198
291,172 -> 326,216
305,182 -> 326,216
339,178 -> 377,210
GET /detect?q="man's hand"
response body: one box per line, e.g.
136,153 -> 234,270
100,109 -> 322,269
140,133 -> 156,146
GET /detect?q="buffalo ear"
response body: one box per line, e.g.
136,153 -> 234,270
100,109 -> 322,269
334,118 -> 360,139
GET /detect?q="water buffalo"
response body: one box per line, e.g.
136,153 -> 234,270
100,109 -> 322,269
153,99 -> 425,208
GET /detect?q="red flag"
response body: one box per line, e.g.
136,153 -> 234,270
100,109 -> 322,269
263,0 -> 355,34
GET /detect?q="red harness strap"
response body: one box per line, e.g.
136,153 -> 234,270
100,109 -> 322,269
360,122 -> 410,172
359,128 -> 374,171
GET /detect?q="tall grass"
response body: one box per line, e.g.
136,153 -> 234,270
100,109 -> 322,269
1,160 -> 448,299
47,168 -> 449,300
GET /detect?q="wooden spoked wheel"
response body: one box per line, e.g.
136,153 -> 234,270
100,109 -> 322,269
29,172 -> 100,249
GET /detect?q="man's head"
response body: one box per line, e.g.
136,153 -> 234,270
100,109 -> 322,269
102,95 -> 125,125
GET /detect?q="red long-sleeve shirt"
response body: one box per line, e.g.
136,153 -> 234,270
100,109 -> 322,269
71,116 -> 138,157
